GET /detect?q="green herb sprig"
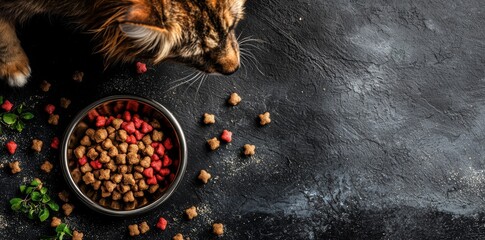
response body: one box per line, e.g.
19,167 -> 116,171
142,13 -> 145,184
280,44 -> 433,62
41,223 -> 73,240
0,96 -> 34,134
9,179 -> 59,222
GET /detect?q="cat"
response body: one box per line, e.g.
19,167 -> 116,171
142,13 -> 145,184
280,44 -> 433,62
0,0 -> 246,87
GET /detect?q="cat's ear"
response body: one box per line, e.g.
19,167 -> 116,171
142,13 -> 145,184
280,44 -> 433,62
122,0 -> 171,28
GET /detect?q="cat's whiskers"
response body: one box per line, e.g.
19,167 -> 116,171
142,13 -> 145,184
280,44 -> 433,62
239,47 -> 264,76
166,71 -> 203,92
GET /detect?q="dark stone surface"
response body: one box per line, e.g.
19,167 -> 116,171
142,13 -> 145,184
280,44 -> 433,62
2,0 -> 485,239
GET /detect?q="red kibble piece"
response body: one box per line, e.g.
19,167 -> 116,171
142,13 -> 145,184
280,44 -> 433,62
106,116 -> 115,126
151,142 -> 159,148
162,155 -> 172,167
151,154 -> 160,161
126,135 -> 137,144
1,100 -> 13,112
140,122 -> 153,134
151,159 -> 162,172
50,137 -> 60,149
123,111 -> 132,122
134,130 -> 144,141
142,105 -> 152,115
6,141 -> 17,155
44,104 -> 56,115
95,116 -> 107,127
159,168 -> 170,176
87,109 -> 100,121
78,156 -> 88,166
136,62 -> 147,74
147,176 -> 157,185
163,138 -> 173,150
156,217 -> 168,231
113,101 -> 125,113
133,116 -> 143,129
126,100 -> 140,112
143,167 -> 154,178
156,144 -> 165,156
169,173 -> 176,182
221,130 -> 233,143
155,174 -> 164,181
122,122 -> 136,134
116,113 -> 122,119
90,160 -> 102,170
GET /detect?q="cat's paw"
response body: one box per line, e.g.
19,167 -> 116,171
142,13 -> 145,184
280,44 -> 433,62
0,58 -> 31,87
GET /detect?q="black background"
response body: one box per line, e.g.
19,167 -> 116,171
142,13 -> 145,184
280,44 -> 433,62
2,0 -> 485,239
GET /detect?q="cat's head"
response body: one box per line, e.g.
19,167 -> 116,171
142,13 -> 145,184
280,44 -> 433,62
94,0 -> 246,75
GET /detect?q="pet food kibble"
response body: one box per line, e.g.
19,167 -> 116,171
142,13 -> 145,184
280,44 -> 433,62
62,203 -> 74,216
86,148 -> 98,160
142,135 -> 152,145
128,224 -> 140,236
139,221 -> 150,234
40,80 -> 51,92
203,113 -> 215,124
136,62 -> 147,74
44,104 -> 56,115
94,129 -> 108,143
80,136 -> 91,146
95,116 -> 106,127
58,190 -> 69,202
213,223 -> 224,236
104,181 -> 117,192
152,130 -> 163,142
228,92 -> 241,106
74,146 -> 86,158
243,144 -> 256,156
198,170 -> 211,184
60,98 -> 71,109
50,137 -> 60,149
221,130 -> 232,143
72,71 -> 84,82
112,118 -> 123,130
173,233 -> 184,240
140,156 -> 151,168
99,169 -> 111,180
50,217 -> 61,227
9,161 -> 21,174
123,173 -> 136,186
1,100 -> 13,112
72,231 -> 84,240
123,191 -> 135,202
41,160 -> 54,173
185,206 -> 198,220
259,112 -> 271,125
71,169 -> 81,183
108,146 -> 118,157
48,114 -> 60,125
92,180 -> 102,190
82,171 -> 95,184
156,217 -> 168,230
6,141 -> 17,155
207,137 -> 220,151
102,138 -> 113,149
32,139 -> 43,152
148,184 -> 159,193
99,151 -> 111,163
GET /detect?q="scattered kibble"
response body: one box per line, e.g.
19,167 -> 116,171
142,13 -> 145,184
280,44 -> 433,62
58,190 -> 70,202
40,80 -> 51,92
139,221 -> 150,234
136,62 -> 147,74
6,140 -> 17,155
62,203 -> 74,216
9,161 -> 21,174
72,231 -> 84,240
1,100 -> 13,112
243,144 -> 256,156
198,170 -> 211,184
213,223 -> 224,236
32,139 -> 43,152
259,112 -> 271,126
51,137 -> 60,149
173,233 -> 184,240
156,217 -> 168,231
227,92 -> 241,106
44,104 -> 56,115
185,206 -> 198,220
51,217 -> 62,227
220,129 -> 232,143
128,224 -> 140,236
41,160 -> 54,173
60,98 -> 71,109
203,113 -> 215,124
48,114 -> 60,125
207,137 -> 220,151
72,71 -> 84,82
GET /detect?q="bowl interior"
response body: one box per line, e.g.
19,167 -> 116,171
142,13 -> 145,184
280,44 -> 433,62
62,96 -> 186,216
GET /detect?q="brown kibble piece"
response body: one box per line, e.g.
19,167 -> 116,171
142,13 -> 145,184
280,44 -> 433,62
185,206 -> 198,220
71,169 -> 81,183
119,184 -> 131,193
213,223 -> 224,236
111,173 -> 122,183
112,118 -> 123,130
118,142 -> 128,153
207,137 -> 220,151
80,163 -> 92,173
139,221 -> 150,234
110,200 -> 121,210
116,154 -> 127,164
128,144 -> 138,153
92,180 -> 102,190
48,114 -> 60,125
148,184 -> 159,193
152,130 -> 163,142
60,98 -> 71,109
198,170 -> 211,184
9,161 -> 21,174
50,217 -> 61,227
41,161 -> 54,173
128,224 -> 140,236
99,151 -> 110,163
62,203 -> 74,216
123,174 -> 136,186
203,113 -> 216,124
138,179 -> 148,190
243,144 -> 256,156
117,129 -> 128,142
172,233 -> 184,240
108,146 -> 118,157
94,129 -> 108,143
123,191 -> 135,202
86,148 -> 98,160
82,172 -> 95,185
40,80 -> 51,92
74,146 -> 86,159
85,128 -> 95,139
102,139 -> 113,150
118,165 -> 128,174
72,231 -> 83,240
32,139 -> 43,152
99,169 -> 111,180
58,190 -> 69,202
112,191 -> 122,201
259,112 -> 271,126
104,180 -> 117,192
150,119 -> 161,129
140,156 -> 151,168
142,135 -> 152,145
228,92 -> 241,106
80,136 -> 91,147
72,71 -> 84,82
144,145 -> 154,156
127,152 -> 140,165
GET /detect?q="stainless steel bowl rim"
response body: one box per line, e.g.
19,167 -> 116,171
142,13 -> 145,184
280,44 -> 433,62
60,95 -> 188,217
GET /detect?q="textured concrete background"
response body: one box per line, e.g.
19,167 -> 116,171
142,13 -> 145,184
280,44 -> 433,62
2,0 -> 485,239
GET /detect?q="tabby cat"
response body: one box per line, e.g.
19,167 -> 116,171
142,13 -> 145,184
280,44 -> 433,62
0,0 -> 245,87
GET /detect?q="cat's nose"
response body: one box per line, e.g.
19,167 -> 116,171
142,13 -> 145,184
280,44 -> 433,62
214,50 -> 240,75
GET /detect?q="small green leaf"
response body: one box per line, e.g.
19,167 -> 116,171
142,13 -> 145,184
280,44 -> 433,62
64,227 -> 72,235
14,120 -> 24,132
31,179 -> 40,187
16,104 -> 23,114
56,223 -> 68,233
21,112 -> 34,120
28,209 -> 35,219
47,201 -> 59,211
41,194 -> 51,203
9,198 -> 22,205
11,202 -> 22,211
2,113 -> 17,125
19,185 -> 26,193
40,187 -> 47,195
31,191 -> 42,201
25,187 -> 34,194
38,208 -> 49,222
58,232 -> 65,240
